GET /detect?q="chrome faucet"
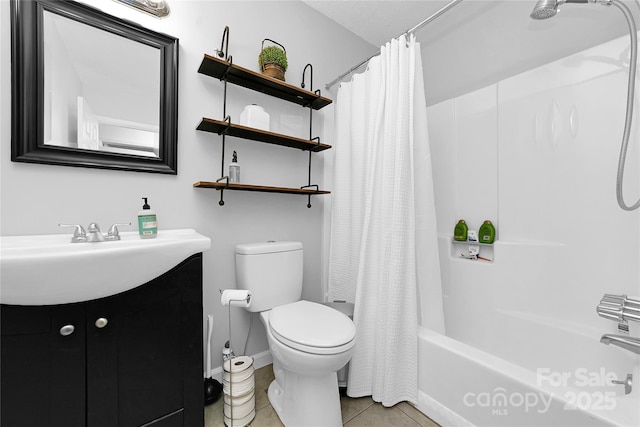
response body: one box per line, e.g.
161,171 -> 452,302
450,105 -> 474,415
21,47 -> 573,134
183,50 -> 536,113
612,373 -> 633,395
86,223 -> 105,243
59,222 -> 130,243
600,334 -> 640,355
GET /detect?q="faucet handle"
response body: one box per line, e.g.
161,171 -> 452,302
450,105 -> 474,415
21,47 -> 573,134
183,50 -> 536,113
612,373 -> 633,395
105,222 -> 131,241
58,224 -> 87,243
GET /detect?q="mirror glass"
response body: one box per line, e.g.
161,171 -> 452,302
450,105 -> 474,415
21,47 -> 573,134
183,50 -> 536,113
11,0 -> 178,174
43,11 -> 160,157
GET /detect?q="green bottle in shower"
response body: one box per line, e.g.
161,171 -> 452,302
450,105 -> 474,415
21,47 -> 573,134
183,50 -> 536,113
453,220 -> 468,241
478,220 -> 496,244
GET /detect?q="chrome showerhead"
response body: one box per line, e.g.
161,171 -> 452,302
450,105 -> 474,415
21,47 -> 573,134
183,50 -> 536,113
530,0 -> 591,20
530,0 -> 562,19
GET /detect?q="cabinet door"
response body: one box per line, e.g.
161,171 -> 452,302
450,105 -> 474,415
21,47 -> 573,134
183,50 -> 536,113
1,303 -> 86,427
86,254 -> 203,427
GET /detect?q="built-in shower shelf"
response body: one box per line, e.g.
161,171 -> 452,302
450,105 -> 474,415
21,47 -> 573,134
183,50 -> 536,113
198,54 -> 333,110
193,181 -> 330,196
451,239 -> 494,247
196,118 -> 331,152
451,238 -> 495,263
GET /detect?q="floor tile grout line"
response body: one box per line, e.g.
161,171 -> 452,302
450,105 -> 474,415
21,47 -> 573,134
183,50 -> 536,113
396,403 -> 440,427
341,399 -> 375,424
398,408 -> 426,427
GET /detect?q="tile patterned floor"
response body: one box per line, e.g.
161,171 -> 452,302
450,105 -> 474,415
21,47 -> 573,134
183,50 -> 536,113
205,364 -> 441,427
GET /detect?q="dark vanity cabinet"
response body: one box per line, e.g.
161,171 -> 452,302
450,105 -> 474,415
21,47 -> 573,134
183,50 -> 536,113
1,254 -> 204,427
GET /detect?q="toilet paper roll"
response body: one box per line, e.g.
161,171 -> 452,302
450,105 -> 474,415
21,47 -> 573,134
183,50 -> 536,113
223,378 -> 254,397
220,289 -> 252,307
224,390 -> 254,407
224,394 -> 255,419
223,366 -> 254,383
223,375 -> 255,391
223,356 -> 254,374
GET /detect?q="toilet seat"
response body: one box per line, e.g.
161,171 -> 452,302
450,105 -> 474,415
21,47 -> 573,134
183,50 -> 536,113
268,300 -> 356,355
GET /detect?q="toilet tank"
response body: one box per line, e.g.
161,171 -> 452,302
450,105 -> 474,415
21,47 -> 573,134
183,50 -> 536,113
235,241 -> 303,312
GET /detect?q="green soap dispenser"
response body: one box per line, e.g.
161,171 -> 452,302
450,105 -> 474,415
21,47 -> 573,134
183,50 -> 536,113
138,197 -> 157,239
454,220 -> 468,241
478,220 -> 496,244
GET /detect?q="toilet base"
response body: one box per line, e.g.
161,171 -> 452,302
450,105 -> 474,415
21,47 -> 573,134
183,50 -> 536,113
267,369 -> 342,427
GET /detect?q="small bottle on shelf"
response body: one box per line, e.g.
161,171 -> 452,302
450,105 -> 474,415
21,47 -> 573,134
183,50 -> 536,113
453,219 -> 468,241
229,151 -> 240,183
478,220 -> 496,244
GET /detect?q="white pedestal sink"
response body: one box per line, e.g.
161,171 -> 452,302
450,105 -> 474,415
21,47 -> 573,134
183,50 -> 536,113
0,229 -> 211,305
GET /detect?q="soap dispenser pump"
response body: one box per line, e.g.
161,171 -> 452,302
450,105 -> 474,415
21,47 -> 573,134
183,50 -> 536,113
138,197 -> 157,239
229,151 -> 240,183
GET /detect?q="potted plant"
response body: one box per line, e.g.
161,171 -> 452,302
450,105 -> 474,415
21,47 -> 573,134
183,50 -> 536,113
258,39 -> 288,81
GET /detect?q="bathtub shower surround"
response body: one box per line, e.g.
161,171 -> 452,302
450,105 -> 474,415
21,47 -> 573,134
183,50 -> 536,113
328,33 -> 443,407
422,31 -> 640,427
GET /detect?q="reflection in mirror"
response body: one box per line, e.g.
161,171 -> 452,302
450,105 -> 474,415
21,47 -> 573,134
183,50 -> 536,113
11,0 -> 178,174
43,10 -> 160,158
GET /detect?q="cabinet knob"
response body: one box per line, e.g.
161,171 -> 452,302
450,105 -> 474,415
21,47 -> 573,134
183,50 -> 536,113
95,318 -> 109,329
59,325 -> 75,336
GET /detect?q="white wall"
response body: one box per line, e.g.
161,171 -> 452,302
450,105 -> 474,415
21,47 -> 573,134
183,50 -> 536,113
0,0 -> 373,370
419,0 -> 629,106
428,33 -> 640,379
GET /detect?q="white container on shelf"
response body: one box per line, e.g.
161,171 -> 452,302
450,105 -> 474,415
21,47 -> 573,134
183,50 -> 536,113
239,104 -> 270,131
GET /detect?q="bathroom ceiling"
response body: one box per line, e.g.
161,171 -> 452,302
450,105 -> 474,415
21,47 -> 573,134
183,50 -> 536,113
303,0 -> 630,103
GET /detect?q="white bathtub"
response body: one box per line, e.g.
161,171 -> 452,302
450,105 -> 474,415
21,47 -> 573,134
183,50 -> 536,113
417,327 -> 640,427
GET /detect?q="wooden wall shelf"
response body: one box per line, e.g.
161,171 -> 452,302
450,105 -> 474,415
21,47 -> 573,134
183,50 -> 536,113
193,181 -> 330,195
196,44 -> 331,206
197,118 -> 331,152
198,54 -> 333,110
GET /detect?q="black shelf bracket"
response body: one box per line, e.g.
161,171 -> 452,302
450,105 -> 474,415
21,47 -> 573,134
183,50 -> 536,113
300,184 -> 319,208
215,26 -> 230,62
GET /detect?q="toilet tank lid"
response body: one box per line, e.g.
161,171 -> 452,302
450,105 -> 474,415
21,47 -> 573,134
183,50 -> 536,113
235,241 -> 302,255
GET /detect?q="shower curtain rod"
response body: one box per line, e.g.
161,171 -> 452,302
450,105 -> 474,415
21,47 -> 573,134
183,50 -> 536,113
325,0 -> 463,90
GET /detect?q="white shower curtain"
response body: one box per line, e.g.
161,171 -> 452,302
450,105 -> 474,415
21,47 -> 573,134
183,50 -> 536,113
328,34 -> 444,406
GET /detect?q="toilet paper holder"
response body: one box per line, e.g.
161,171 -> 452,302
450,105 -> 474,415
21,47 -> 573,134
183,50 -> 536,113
219,289 -> 253,425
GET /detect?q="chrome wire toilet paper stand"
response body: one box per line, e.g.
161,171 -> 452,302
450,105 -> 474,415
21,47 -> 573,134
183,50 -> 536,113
220,289 -> 253,426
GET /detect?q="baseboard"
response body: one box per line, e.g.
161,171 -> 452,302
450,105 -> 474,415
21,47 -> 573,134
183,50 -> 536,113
416,390 -> 475,427
207,350 -> 273,382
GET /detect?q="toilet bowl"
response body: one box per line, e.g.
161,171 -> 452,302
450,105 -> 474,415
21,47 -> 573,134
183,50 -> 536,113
235,241 -> 357,426
260,301 -> 355,426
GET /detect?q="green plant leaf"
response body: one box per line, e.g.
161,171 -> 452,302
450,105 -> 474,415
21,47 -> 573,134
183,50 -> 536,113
258,46 -> 288,71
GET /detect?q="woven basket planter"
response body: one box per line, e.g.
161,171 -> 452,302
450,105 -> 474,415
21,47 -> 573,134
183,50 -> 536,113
259,39 -> 287,82
262,63 -> 285,81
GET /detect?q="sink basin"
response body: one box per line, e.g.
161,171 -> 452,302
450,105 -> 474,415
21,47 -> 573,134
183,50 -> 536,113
0,229 -> 211,305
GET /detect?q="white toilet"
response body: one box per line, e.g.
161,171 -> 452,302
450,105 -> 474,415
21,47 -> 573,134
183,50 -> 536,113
235,241 -> 356,427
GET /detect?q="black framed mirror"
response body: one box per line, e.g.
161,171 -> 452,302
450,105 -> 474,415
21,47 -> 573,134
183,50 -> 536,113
11,0 -> 179,174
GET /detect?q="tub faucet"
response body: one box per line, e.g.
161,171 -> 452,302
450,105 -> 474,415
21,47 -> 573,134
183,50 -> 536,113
611,373 -> 633,395
600,334 -> 640,355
